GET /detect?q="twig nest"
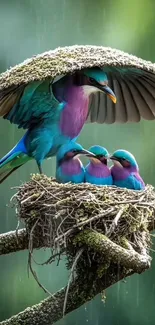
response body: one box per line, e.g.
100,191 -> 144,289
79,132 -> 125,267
14,174 -> 155,257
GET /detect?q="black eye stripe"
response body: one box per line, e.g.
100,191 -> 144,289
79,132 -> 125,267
96,155 -> 106,158
120,158 -> 130,163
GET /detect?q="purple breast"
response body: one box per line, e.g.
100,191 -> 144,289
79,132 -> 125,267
60,86 -> 89,138
111,166 -> 129,181
62,159 -> 83,175
111,166 -> 145,185
88,163 -> 111,178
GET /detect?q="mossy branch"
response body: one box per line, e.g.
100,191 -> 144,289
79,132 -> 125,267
0,251 -> 134,325
0,228 -> 151,325
0,228 -> 45,255
0,271 -> 128,325
0,229 -> 28,255
74,230 -> 151,273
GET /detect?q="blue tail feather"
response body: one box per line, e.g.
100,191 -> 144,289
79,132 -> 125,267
0,134 -> 29,183
0,134 -> 27,167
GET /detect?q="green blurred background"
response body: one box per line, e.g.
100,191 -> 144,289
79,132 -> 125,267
0,0 -> 155,324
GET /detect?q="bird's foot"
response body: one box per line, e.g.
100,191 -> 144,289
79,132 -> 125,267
37,163 -> 43,174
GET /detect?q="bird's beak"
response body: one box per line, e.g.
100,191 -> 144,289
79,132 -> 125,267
110,155 -> 118,161
99,85 -> 117,104
77,149 -> 95,157
110,155 -> 123,167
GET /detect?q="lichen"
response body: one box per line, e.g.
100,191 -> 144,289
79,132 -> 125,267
97,262 -> 111,278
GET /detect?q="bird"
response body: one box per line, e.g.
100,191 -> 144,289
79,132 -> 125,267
85,145 -> 113,185
110,149 -> 145,190
1,44 -> 155,184
56,142 -> 95,184
0,67 -> 116,183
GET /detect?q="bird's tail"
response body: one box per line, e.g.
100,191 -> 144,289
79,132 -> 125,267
0,136 -> 31,184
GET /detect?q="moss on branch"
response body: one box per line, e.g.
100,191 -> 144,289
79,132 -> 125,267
74,230 -> 151,273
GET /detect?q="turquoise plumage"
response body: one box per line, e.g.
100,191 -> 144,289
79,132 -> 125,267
85,145 -> 113,185
110,149 -> 145,190
0,68 -> 116,183
56,142 -> 94,184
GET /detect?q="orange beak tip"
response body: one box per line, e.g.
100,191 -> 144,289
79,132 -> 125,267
109,94 -> 117,104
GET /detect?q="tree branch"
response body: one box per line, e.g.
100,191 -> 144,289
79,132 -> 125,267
0,228 -> 47,255
74,230 -> 151,273
0,229 -> 151,274
0,229 -> 28,255
0,262 -> 133,325
0,229 -> 150,325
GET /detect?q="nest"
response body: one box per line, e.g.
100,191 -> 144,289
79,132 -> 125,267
14,174 -> 155,259
1,45 -> 155,90
11,173 -> 155,299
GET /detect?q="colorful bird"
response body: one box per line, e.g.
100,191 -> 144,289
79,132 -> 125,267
110,149 -> 145,190
56,142 -> 95,184
85,145 -> 113,185
0,68 -> 116,183
1,45 -> 155,183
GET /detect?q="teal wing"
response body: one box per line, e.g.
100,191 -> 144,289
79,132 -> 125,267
0,79 -> 64,129
128,173 -> 145,190
87,67 -> 155,124
118,173 -> 145,190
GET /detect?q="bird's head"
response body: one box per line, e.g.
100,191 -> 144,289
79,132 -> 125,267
57,142 -> 95,165
87,145 -> 109,165
80,67 -> 116,103
110,149 -> 139,169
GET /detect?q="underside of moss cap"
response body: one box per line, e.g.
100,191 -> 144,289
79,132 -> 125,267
0,45 -> 155,90
1,45 -> 155,124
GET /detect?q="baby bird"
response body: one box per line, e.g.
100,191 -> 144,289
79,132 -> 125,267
56,142 -> 95,184
85,145 -> 113,185
110,149 -> 145,190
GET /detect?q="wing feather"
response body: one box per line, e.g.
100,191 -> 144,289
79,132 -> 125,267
0,79 -> 62,129
87,67 -> 155,124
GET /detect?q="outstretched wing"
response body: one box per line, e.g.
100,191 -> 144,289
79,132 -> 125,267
0,79 -> 63,129
1,66 -> 155,128
87,67 -> 155,124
